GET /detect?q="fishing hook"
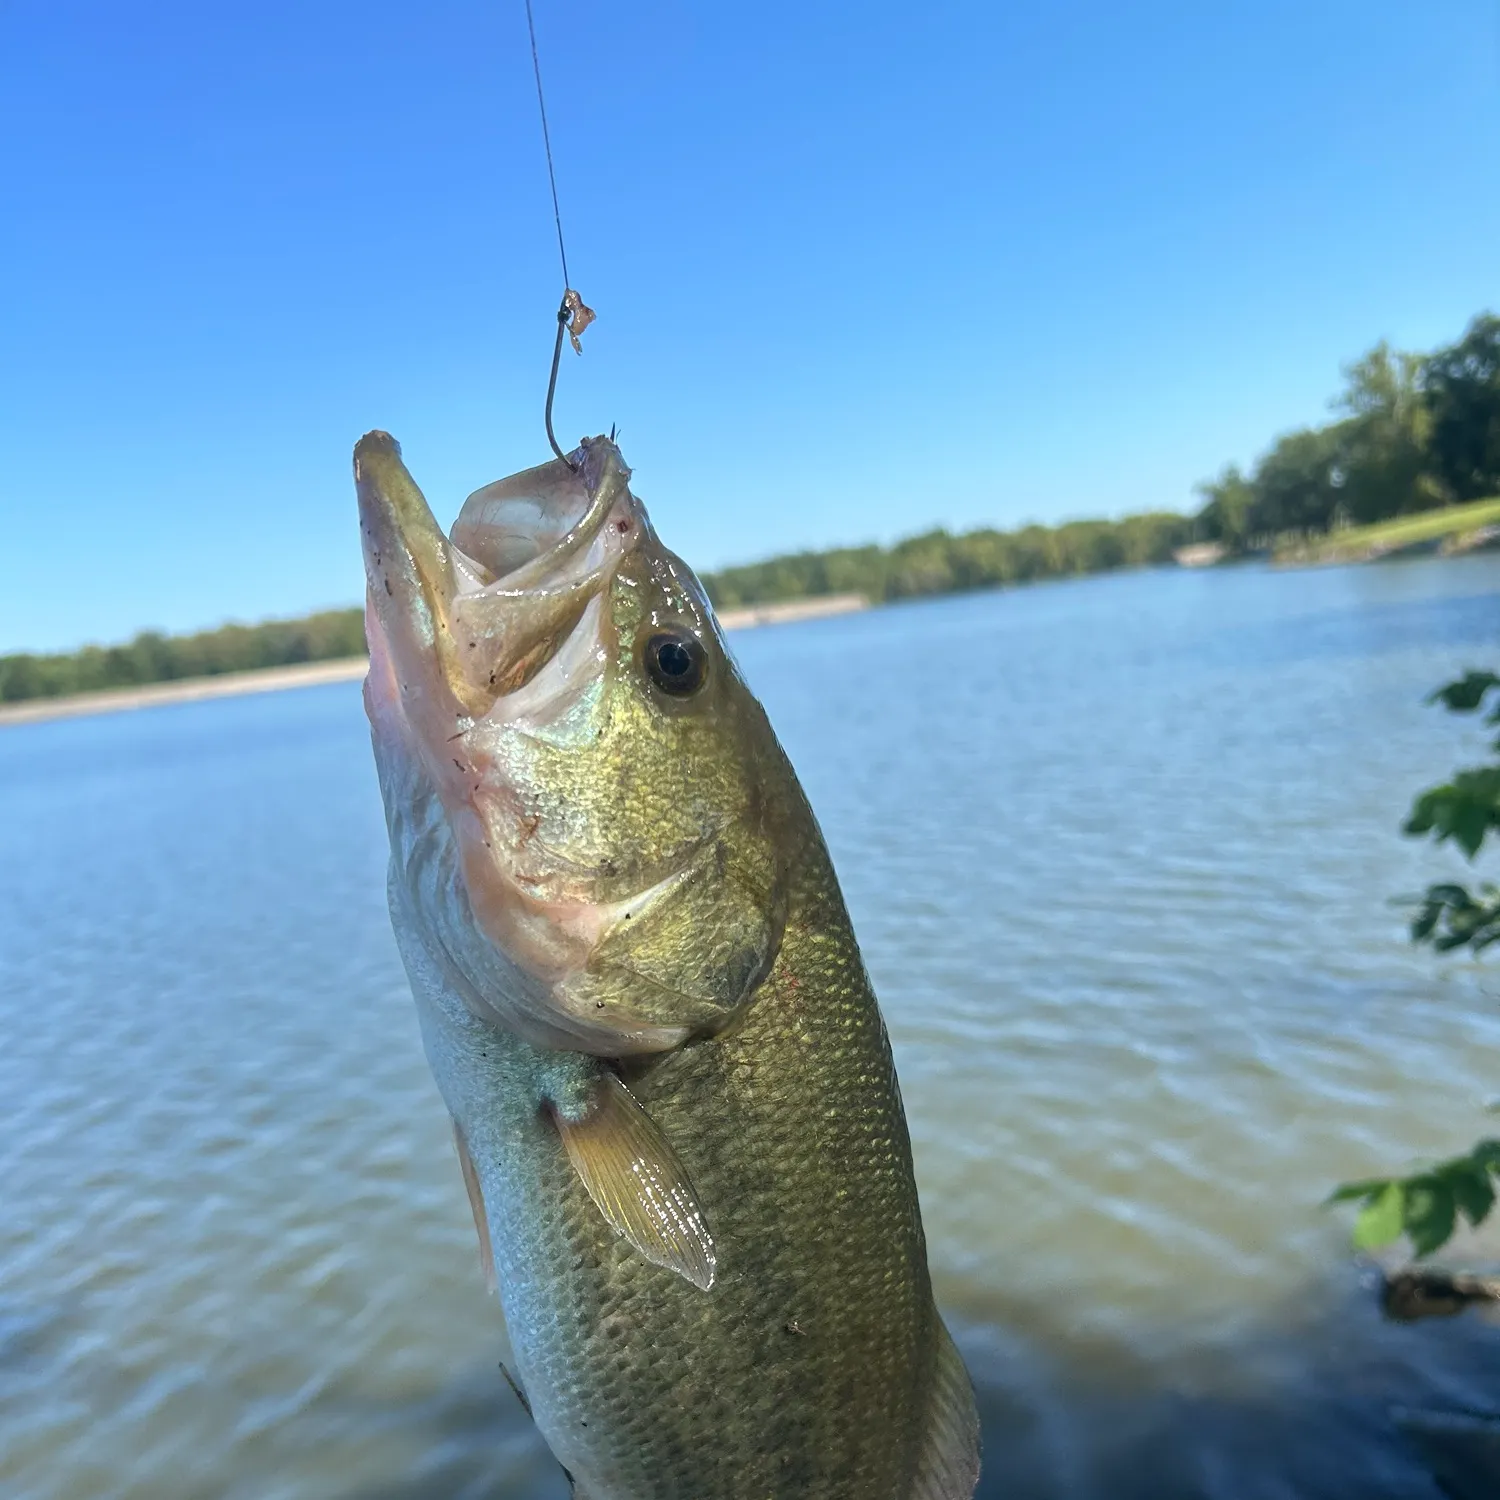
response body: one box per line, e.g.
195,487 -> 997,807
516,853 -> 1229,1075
544,295 -> 570,465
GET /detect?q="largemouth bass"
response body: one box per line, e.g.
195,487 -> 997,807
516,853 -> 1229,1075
355,429 -> 980,1499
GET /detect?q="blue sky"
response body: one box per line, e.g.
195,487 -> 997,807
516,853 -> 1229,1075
1,0 -> 1496,653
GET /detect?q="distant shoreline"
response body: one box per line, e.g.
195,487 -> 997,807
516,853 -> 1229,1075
713,593 -> 867,630
0,658 -> 370,727
0,594 -> 869,729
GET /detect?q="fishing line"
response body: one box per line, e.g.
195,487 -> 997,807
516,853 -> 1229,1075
524,0 -> 569,294
523,0 -> 593,465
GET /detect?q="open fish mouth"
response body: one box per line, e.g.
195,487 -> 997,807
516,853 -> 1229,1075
447,439 -> 644,706
358,431 -> 699,1053
356,431 -> 641,741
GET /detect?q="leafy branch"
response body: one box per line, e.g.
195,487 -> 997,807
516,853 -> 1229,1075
1409,882 -> 1500,954
1329,1141 -> 1500,1256
1331,669 -> 1499,1257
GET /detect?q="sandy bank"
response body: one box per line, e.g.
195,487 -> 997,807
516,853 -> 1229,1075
0,658 -> 370,727
1,594 -> 870,728
714,593 -> 868,630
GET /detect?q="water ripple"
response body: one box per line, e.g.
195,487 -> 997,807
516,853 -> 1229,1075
1,555 -> 1498,1497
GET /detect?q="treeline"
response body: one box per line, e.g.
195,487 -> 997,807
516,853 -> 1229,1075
705,312 -> 1500,607
1195,312 -> 1500,548
700,512 -> 1193,609
5,313 -> 1497,706
0,610 -> 365,704
2,511 -> 1194,704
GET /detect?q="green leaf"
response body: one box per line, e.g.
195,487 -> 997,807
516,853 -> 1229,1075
1435,928 -> 1477,952
1429,883 -> 1479,903
1352,1182 -> 1406,1250
1453,802 -> 1490,860
1411,903 -> 1441,941
1468,1138 -> 1500,1171
1326,1177 -> 1393,1205
1403,793 -> 1438,836
1439,1158 -> 1496,1227
1428,671 -> 1500,713
1403,771 -> 1500,859
1403,1176 -> 1457,1257
1414,883 -> 1500,953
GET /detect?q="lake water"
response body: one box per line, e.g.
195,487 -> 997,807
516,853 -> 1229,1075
3,555 -> 1500,1500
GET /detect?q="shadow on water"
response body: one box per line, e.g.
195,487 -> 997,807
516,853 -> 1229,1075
321,1267 -> 1500,1500
317,1377 -> 571,1500
960,1290 -> 1494,1500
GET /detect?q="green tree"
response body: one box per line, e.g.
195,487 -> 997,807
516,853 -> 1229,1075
698,508 -> 1188,612
1332,341 -> 1446,524
1331,670 -> 1500,1256
1249,425 -> 1348,537
1423,313 -> 1500,503
1193,466 -> 1256,548
0,608 -> 369,704
1188,310 -> 1498,556
1115,512 -> 1193,567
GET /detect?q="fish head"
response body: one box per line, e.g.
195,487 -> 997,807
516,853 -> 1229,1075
357,431 -> 791,1057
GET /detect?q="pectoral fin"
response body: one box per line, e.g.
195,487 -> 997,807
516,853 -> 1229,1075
552,1072 -> 716,1291
452,1122 -> 498,1296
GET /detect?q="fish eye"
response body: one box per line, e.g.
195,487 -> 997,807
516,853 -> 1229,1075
645,631 -> 707,697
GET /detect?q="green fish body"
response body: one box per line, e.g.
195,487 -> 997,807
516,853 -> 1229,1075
358,432 -> 979,1499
